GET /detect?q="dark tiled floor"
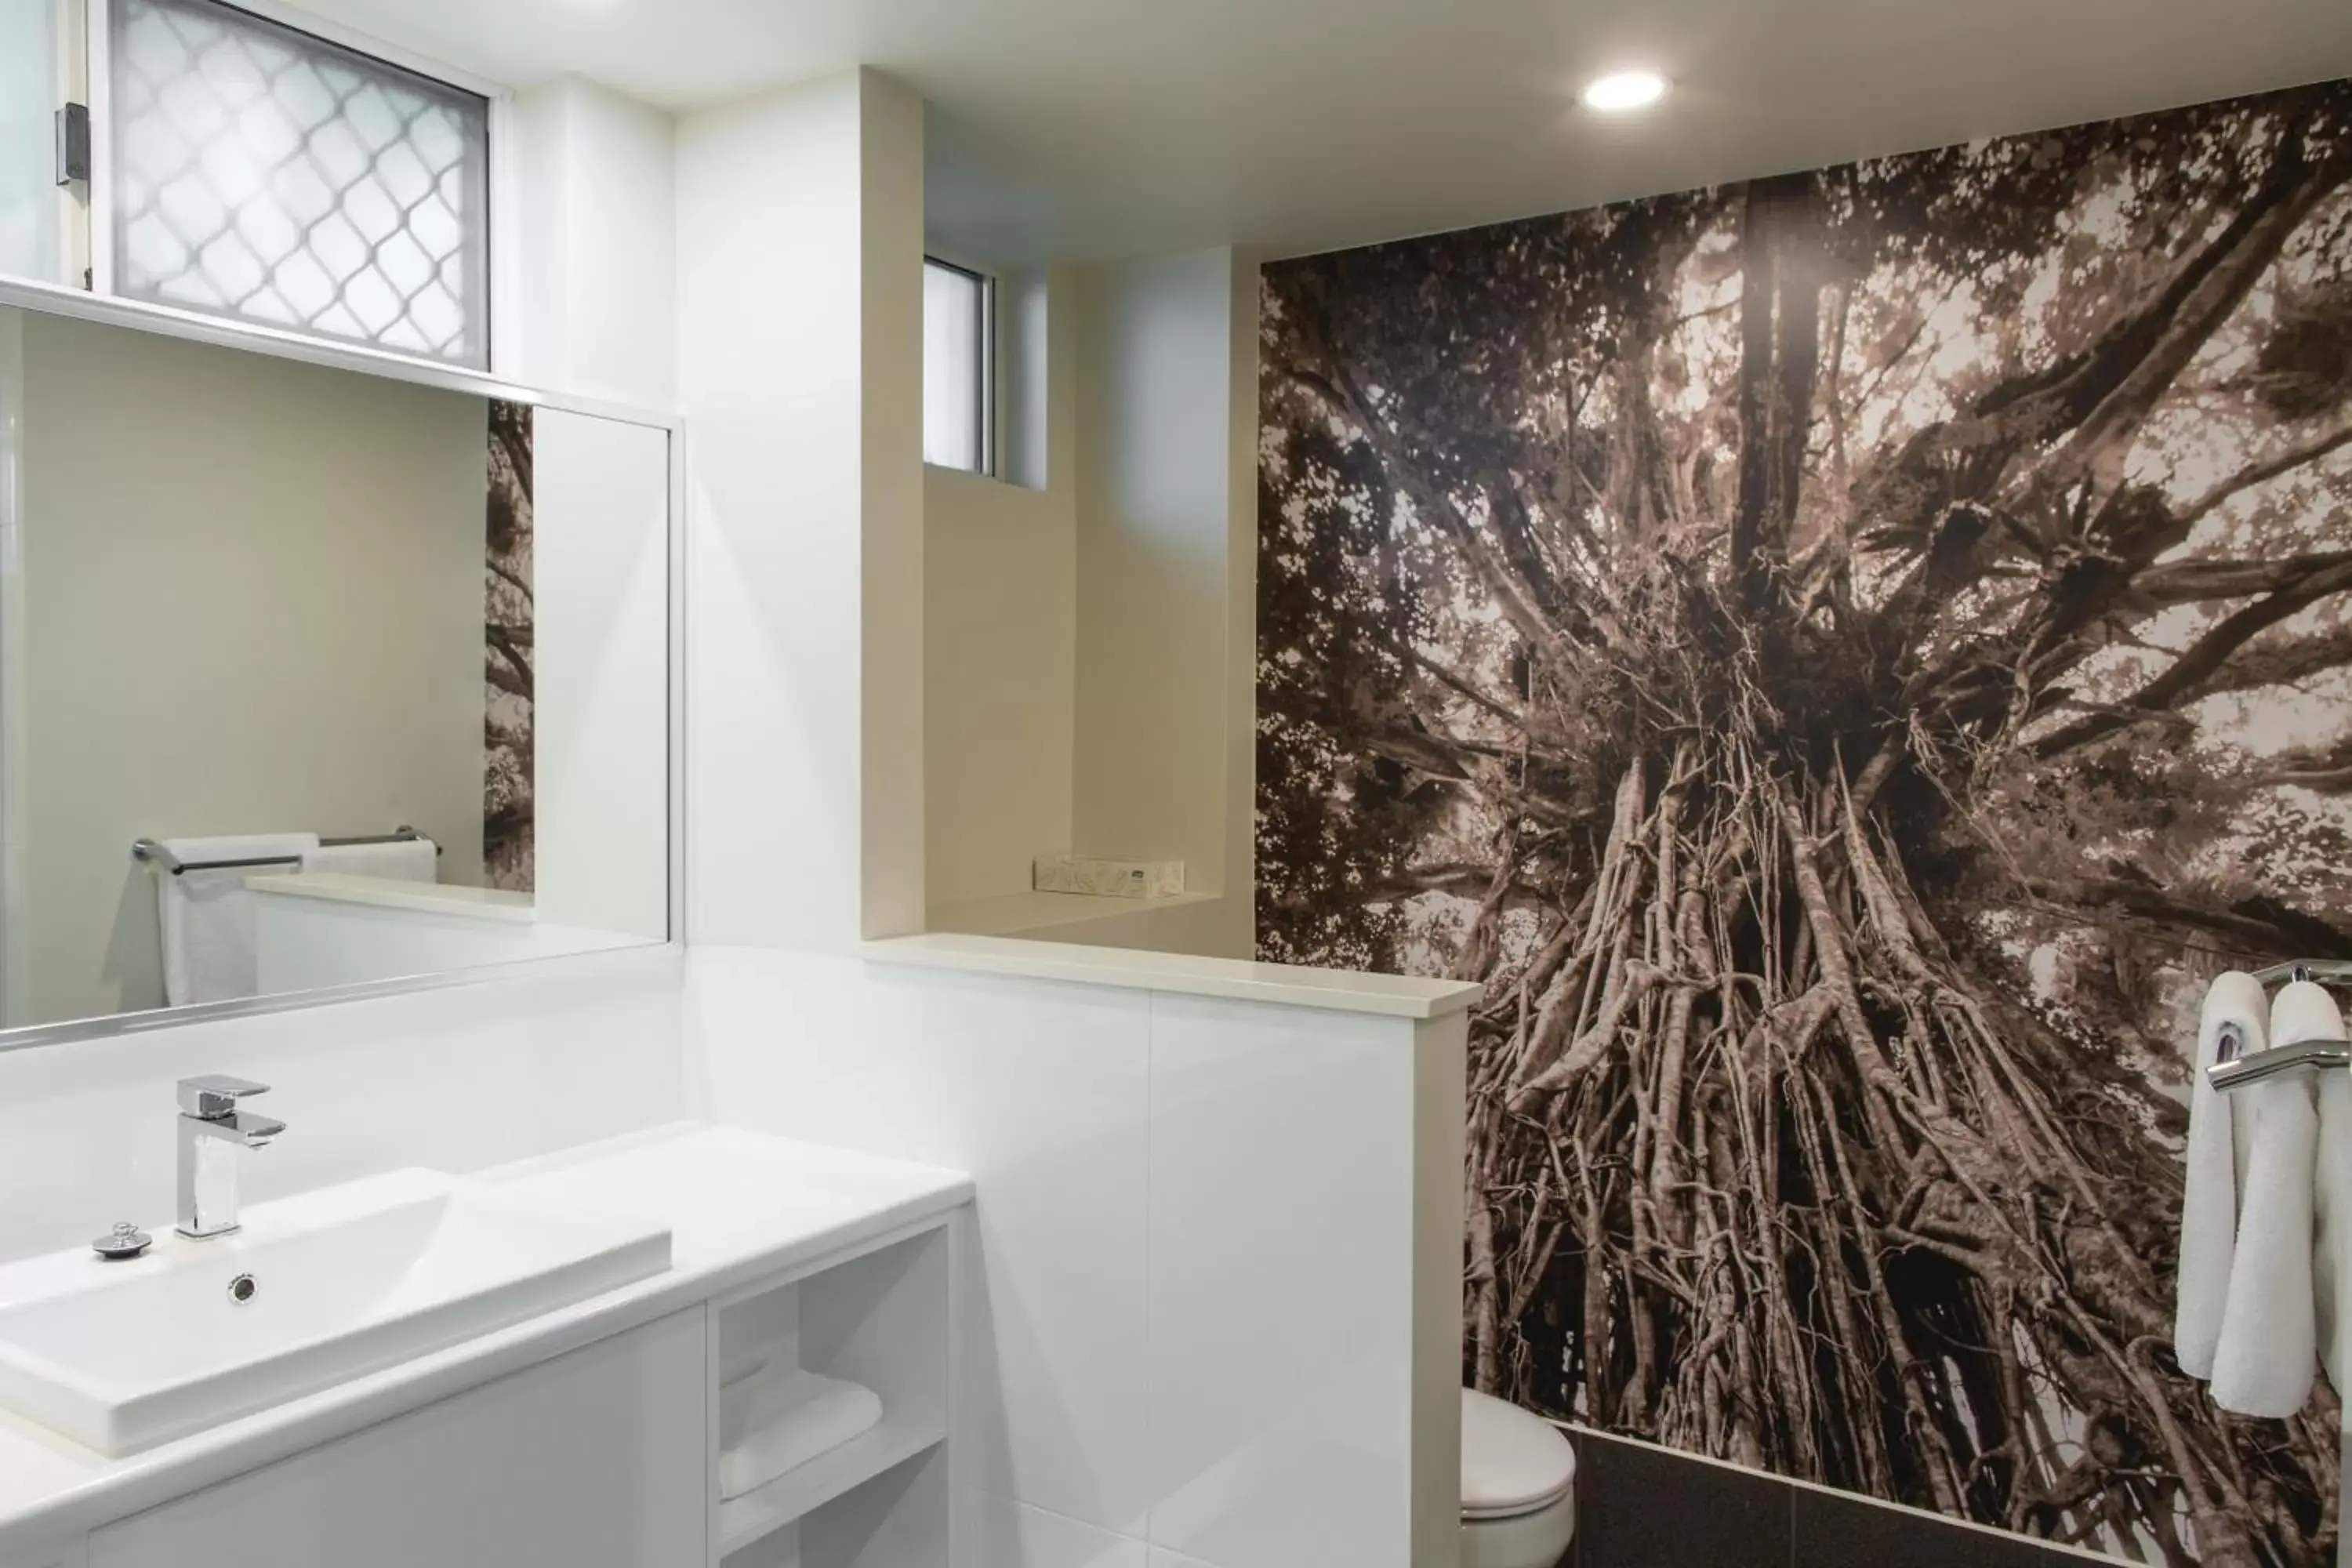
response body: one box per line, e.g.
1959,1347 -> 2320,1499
1573,1432 -> 1791,1568
1570,1430 -> 2094,1568
1791,1484 -> 2055,1568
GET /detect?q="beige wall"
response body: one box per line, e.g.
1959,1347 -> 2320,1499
923,466 -> 1076,908
917,247 -> 1258,959
13,311 -> 487,1025
1068,247 -> 1257,958
923,265 -> 1078,913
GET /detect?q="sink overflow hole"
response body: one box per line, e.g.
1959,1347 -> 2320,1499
228,1272 -> 257,1304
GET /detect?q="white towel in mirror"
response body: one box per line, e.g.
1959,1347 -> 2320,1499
155,833 -> 320,1007
300,836 -> 437,882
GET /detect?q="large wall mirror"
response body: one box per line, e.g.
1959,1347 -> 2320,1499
0,298 -> 673,1039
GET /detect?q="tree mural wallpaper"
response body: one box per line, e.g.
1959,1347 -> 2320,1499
483,397 -> 534,891
1257,81 -> 2352,1565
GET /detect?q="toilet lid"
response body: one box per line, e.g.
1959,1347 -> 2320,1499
1461,1388 -> 1577,1520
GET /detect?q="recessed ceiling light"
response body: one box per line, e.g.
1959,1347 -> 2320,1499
1581,71 -> 1668,112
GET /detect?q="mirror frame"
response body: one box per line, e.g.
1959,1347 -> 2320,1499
0,274 -> 686,1053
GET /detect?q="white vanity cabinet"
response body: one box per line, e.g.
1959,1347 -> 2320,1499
0,1133 -> 970,1568
85,1310 -> 706,1568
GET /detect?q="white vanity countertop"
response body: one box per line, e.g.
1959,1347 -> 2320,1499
0,1123 -> 971,1551
245,873 -> 540,924
863,931 -> 1486,1018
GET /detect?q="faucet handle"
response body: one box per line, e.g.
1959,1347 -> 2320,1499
178,1074 -> 270,1120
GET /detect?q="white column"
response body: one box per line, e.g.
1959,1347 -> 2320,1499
677,67 -> 925,952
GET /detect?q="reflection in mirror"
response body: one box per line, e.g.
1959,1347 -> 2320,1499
0,305 -> 670,1033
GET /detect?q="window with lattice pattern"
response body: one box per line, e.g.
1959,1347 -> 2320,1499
107,0 -> 490,365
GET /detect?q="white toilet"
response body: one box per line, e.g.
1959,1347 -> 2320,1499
1461,1388 -> 1578,1568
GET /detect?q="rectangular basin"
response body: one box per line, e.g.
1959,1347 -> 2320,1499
0,1171 -> 671,1455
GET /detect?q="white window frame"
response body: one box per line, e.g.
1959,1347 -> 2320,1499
924,252 -> 996,478
82,0 -> 517,371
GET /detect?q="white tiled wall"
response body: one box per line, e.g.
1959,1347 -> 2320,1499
688,947 -> 1155,1534
1144,996 -> 1416,1568
0,946 -> 684,1263
970,1493 -> 1148,1568
684,946 -> 1455,1568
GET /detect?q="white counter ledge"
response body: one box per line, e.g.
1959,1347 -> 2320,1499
862,931 -> 1485,1018
0,1124 -> 971,1552
245,873 -> 539,923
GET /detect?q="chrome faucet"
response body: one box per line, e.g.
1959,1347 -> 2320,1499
176,1076 -> 285,1239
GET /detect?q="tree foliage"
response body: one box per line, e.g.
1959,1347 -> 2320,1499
1259,81 -> 2352,1564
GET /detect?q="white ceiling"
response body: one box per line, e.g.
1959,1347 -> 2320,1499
295,0 -> 2352,265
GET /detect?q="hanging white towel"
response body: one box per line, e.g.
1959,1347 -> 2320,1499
154,833 -> 320,1007
717,1362 -> 884,1501
2177,971 -> 2265,1379
2314,1060 -> 2352,1395
300,835 -> 437,882
2209,980 -> 2328,1417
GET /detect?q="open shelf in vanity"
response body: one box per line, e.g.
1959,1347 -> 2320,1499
708,1221 -> 952,1567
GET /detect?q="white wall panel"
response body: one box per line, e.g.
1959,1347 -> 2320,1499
0,946 -> 683,1263
532,407 -> 670,939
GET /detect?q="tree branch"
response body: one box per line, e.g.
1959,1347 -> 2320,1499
2024,874 -> 2352,959
2178,413 -> 2352,526
2034,558 -> 2352,754
2137,549 -> 2352,604
2198,621 -> 2352,697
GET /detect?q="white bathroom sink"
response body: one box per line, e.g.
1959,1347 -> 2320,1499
0,1170 -> 671,1456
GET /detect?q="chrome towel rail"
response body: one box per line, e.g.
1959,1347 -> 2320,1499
2209,1036 -> 2351,1093
2207,962 -> 2352,1091
132,826 -> 428,878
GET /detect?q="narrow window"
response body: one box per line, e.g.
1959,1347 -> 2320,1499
923,256 -> 992,474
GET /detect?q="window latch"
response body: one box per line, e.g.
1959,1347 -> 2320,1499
55,103 -> 91,187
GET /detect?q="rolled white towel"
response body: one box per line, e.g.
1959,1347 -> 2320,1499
2209,981 -> 2328,1417
717,1363 -> 884,1501
2315,1059 -> 2352,1395
2176,972 -> 2264,1379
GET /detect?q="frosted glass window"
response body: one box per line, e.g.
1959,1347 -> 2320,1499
924,259 -> 989,473
0,0 -> 60,283
109,0 -> 490,366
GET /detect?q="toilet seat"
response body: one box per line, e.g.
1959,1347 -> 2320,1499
1461,1388 -> 1576,1519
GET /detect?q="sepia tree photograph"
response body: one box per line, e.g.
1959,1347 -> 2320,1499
1258,80 -> 2352,1565
483,397 -> 535,891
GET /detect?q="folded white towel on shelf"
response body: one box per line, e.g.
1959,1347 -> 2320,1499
299,835 -> 438,882
2209,981 -> 2328,1417
717,1363 -> 884,1501
155,833 -> 321,1007
2176,971 -> 2264,1379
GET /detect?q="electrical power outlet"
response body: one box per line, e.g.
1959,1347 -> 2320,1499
1033,854 -> 1185,899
